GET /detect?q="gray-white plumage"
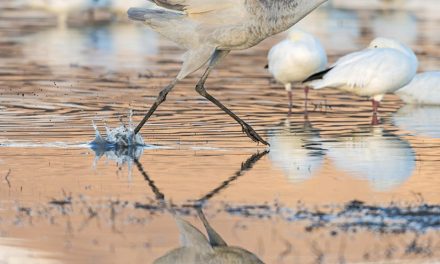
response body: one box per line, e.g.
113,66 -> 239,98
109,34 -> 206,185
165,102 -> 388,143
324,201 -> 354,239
127,0 -> 328,145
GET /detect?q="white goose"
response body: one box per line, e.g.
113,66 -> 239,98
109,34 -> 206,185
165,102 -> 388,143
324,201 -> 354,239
267,30 -> 327,110
395,72 -> 440,105
304,37 -> 418,124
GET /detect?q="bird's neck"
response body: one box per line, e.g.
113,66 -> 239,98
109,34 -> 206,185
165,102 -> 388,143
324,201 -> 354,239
253,0 -> 328,35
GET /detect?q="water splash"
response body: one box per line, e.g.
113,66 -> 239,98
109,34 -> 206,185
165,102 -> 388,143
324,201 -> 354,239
90,110 -> 144,149
90,111 -> 145,180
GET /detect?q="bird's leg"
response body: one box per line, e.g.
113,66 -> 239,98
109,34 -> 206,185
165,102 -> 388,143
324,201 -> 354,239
288,90 -> 293,116
134,79 -> 178,134
304,86 -> 310,113
371,100 -> 380,125
285,83 -> 293,116
195,50 -> 269,146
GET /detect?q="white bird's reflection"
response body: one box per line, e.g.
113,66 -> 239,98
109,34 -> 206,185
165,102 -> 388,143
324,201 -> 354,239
324,127 -> 415,191
22,24 -> 159,72
269,117 -> 325,183
393,105 -> 440,139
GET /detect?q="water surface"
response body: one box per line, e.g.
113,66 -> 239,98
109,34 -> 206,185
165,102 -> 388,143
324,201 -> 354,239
1,3 -> 440,263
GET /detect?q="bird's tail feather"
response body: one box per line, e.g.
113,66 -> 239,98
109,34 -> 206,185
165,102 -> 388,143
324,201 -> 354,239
303,67 -> 333,83
128,7 -> 197,49
127,7 -> 184,22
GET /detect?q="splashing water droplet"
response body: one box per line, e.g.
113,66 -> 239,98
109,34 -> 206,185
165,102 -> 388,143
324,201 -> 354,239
90,112 -> 144,149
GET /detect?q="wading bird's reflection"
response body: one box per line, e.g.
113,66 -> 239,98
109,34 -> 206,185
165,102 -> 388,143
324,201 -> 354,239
132,151 -> 268,263
268,116 -> 325,183
393,105 -> 440,139
324,126 -> 416,191
152,207 -> 264,264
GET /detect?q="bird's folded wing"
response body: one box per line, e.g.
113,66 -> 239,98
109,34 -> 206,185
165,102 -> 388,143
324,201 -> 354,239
322,49 -> 395,89
148,0 -> 249,25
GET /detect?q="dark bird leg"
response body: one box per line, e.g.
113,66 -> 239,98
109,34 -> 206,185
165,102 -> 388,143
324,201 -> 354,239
195,50 -> 269,145
304,86 -> 310,114
371,99 -> 380,125
134,79 -> 178,134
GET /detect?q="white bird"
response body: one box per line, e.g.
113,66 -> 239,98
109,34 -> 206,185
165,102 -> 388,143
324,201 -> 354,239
269,117 -> 325,183
304,37 -> 418,125
395,72 -> 440,105
127,0 -> 328,145
267,30 -> 327,111
324,127 -> 415,191
393,105 -> 440,139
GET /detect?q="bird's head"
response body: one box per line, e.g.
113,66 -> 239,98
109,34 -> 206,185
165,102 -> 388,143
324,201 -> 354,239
368,38 -> 416,58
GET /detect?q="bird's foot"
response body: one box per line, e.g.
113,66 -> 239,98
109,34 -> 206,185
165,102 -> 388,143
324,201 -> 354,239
240,121 -> 269,146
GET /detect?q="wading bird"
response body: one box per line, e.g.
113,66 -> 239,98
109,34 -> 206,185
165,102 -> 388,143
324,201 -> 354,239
395,72 -> 440,105
128,0 -> 328,146
267,29 -> 327,112
304,37 -> 418,125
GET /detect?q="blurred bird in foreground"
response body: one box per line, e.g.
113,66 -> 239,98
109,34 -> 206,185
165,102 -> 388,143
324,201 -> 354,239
128,0 -> 328,146
304,37 -> 418,125
154,209 -> 264,264
267,29 -> 327,113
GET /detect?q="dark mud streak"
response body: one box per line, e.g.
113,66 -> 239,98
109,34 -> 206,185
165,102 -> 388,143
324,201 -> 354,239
3,169 -> 11,188
226,200 -> 440,234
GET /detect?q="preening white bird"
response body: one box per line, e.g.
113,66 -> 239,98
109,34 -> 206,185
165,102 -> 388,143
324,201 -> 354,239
304,37 -> 418,124
395,72 -> 440,105
127,0 -> 328,145
267,30 -> 327,111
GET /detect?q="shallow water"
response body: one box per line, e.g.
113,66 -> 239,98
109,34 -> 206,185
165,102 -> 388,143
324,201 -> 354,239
0,3 -> 440,263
